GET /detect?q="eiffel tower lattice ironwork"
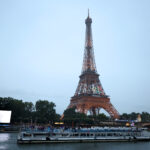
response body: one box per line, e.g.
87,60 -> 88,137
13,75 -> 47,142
67,11 -> 119,119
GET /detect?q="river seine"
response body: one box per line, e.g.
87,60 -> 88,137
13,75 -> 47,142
0,133 -> 150,150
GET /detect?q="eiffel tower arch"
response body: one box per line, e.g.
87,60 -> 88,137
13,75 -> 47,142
66,11 -> 119,119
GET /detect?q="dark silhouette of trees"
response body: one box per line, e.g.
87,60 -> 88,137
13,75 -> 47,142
63,107 -> 87,125
63,107 -> 109,125
63,108 -> 150,126
120,112 -> 139,120
35,100 -> 57,124
0,97 -> 27,123
23,102 -> 34,123
1,97 -> 150,125
120,112 -> 150,122
141,112 -> 150,122
0,97 -> 59,124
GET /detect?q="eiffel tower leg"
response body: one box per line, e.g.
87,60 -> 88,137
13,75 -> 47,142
88,107 -> 100,116
92,107 -> 96,115
96,108 -> 100,115
103,102 -> 119,119
97,108 -> 100,115
89,109 -> 92,115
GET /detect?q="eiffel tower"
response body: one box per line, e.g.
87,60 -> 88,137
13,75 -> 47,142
67,11 -> 119,119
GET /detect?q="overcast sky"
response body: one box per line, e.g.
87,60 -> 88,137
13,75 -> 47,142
0,0 -> 150,115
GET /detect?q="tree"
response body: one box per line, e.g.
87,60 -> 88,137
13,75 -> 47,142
0,97 -> 25,123
120,113 -> 130,120
0,97 -> 59,124
63,107 -> 87,125
96,113 -> 109,122
23,102 -> 34,123
141,112 -> 150,122
129,112 -> 139,120
35,100 -> 56,124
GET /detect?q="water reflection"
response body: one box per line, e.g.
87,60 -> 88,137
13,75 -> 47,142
0,133 -> 10,142
0,145 -> 7,150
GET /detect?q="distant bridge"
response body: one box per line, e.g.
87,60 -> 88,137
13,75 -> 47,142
141,122 -> 150,128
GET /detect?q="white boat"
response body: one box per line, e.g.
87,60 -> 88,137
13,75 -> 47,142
17,127 -> 150,144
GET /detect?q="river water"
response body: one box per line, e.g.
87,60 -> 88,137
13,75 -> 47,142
0,133 -> 150,150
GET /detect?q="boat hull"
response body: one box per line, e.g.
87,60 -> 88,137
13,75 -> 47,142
17,137 -> 150,144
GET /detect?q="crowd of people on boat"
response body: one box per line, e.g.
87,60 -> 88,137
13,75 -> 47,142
21,124 -> 141,133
